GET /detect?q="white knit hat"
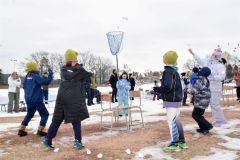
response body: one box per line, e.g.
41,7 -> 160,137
212,48 -> 222,60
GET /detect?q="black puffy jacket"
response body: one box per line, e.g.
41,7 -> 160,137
52,62 -> 92,123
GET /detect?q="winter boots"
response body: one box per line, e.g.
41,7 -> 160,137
163,142 -> 188,152
163,143 -> 181,152
196,125 -> 213,134
18,125 -> 47,137
37,125 -> 47,137
177,142 -> 188,149
43,138 -> 84,150
43,137 -> 54,149
17,125 -> 28,137
74,139 -> 85,150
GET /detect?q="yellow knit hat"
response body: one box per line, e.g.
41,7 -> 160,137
65,49 -> 79,61
25,61 -> 38,72
163,51 -> 178,65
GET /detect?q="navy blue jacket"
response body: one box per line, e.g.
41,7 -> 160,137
84,78 -> 91,91
154,66 -> 183,102
23,70 -> 53,106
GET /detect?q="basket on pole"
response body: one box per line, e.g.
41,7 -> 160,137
106,31 -> 124,73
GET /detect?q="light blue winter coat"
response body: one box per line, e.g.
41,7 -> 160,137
116,79 -> 131,99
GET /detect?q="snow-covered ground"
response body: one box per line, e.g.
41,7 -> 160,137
0,83 -> 238,132
132,118 -> 240,160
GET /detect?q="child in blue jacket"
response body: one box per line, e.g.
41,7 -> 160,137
116,71 -> 131,116
18,61 -> 53,137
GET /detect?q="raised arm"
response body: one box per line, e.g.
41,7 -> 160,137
188,49 -> 206,67
34,69 -> 53,85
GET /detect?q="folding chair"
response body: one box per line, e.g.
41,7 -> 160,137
100,93 -> 129,131
222,86 -> 234,106
128,90 -> 144,129
138,88 -> 144,99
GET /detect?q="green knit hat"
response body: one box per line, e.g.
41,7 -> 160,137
25,61 -> 38,72
65,49 -> 79,61
163,51 -> 178,65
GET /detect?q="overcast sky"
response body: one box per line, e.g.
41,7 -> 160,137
0,0 -> 240,74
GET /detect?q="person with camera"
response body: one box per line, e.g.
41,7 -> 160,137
7,71 -> 21,113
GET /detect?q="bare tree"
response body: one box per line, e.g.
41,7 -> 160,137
78,51 -> 97,72
21,51 -> 115,83
20,51 -> 64,77
101,58 -> 114,83
19,51 -> 49,72
28,51 -> 49,64
123,64 -> 131,73
94,56 -> 114,84
78,52 -> 115,83
229,54 -> 240,65
48,53 -> 64,74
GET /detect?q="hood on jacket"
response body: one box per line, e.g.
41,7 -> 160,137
198,67 -> 211,78
61,64 -> 92,81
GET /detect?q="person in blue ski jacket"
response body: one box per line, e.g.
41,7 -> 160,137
116,71 -> 131,116
18,61 -> 53,137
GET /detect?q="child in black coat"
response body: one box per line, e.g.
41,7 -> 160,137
154,51 -> 188,152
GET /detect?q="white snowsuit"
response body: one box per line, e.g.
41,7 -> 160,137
193,54 -> 226,127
